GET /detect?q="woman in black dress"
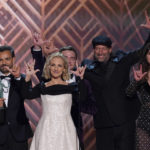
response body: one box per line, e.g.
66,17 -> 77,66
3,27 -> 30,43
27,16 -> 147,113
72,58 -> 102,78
126,46 -> 150,150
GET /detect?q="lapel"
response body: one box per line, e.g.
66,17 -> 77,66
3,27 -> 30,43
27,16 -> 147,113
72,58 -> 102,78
8,79 -> 15,107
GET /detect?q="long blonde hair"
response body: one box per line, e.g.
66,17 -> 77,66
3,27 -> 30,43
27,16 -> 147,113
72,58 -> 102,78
42,52 -> 70,81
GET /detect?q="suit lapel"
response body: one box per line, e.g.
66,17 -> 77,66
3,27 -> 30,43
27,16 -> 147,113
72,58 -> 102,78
7,79 -> 15,107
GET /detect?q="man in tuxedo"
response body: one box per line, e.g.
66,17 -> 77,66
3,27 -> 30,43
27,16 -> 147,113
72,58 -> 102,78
0,46 -> 33,150
80,34 -> 150,150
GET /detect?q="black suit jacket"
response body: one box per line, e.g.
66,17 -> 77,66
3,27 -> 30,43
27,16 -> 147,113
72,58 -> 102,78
83,36 -> 150,128
0,76 -> 33,144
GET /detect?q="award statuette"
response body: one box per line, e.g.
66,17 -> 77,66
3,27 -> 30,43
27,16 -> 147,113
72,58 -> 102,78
0,79 -> 6,124
0,80 -> 5,98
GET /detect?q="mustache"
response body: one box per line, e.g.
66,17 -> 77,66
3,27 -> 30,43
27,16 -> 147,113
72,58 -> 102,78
97,54 -> 104,56
1,65 -> 9,67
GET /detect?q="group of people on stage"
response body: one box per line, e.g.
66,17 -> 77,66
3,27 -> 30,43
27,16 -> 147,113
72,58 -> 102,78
0,10 -> 150,150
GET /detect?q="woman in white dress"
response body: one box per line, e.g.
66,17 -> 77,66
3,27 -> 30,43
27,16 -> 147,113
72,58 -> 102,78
23,52 -> 85,150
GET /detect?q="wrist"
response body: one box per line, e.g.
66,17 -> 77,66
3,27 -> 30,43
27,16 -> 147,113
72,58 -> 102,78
33,45 -> 41,50
25,75 -> 31,82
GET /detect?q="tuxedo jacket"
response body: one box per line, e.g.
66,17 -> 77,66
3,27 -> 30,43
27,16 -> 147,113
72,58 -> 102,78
0,76 -> 33,144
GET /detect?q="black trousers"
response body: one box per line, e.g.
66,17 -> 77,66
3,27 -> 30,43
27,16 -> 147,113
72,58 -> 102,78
0,130 -> 28,150
96,121 -> 136,150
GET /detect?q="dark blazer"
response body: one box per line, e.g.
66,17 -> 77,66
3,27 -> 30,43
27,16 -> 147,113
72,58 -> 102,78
0,76 -> 33,144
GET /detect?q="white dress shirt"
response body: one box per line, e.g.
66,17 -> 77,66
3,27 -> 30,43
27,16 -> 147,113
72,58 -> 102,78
67,74 -> 76,83
0,72 -> 11,107
0,72 -> 21,107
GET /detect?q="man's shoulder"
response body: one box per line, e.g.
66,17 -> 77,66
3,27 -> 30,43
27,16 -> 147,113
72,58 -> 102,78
81,59 -> 95,70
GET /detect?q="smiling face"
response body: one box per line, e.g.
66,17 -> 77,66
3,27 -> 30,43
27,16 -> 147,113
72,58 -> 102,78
49,57 -> 65,79
94,45 -> 112,62
62,50 -> 76,71
0,50 -> 14,74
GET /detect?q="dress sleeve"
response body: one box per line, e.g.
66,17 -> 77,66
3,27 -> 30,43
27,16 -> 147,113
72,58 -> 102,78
126,80 -> 142,97
21,80 -> 41,99
31,46 -> 45,82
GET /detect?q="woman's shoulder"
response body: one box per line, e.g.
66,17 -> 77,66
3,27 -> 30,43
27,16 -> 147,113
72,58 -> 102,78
40,82 -> 74,95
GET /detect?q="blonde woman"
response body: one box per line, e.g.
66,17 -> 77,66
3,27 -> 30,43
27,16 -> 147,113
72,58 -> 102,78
23,52 -> 85,150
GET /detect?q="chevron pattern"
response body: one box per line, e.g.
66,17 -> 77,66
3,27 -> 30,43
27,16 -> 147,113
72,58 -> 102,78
0,0 -> 150,149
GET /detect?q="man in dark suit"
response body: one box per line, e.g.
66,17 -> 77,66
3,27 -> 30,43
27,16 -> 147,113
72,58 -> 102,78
79,34 -> 150,150
0,46 -> 33,150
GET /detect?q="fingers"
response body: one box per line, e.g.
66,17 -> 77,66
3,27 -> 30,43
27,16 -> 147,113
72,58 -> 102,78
24,61 -> 30,69
35,69 -> 40,73
76,61 -> 79,69
142,71 -> 147,78
133,66 -> 138,80
24,61 -> 32,72
5,66 -> 12,73
24,61 -> 28,69
139,64 -> 143,72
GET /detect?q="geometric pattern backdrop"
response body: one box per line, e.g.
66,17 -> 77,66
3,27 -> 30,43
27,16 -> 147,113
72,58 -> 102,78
0,0 -> 150,150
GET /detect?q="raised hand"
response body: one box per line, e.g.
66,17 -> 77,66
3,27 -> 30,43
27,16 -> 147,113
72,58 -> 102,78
133,64 -> 147,81
71,61 -> 86,80
32,32 -> 44,48
24,60 -> 39,82
141,10 -> 150,29
5,64 -> 21,78
42,39 -> 59,57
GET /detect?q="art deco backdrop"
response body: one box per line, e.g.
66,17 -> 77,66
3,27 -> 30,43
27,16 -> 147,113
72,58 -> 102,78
0,0 -> 150,149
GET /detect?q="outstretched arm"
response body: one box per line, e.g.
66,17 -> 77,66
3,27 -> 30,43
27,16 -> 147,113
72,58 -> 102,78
124,33 -> 150,67
42,40 -> 59,57
31,32 -> 45,81
20,60 -> 41,99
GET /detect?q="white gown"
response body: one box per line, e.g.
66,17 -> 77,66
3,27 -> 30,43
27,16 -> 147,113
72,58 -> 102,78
30,85 -> 79,150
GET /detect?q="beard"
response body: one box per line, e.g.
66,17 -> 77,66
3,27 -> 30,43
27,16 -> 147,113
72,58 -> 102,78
0,65 -> 11,74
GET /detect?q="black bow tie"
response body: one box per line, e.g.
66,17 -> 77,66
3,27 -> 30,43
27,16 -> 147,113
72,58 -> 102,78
0,75 -> 13,80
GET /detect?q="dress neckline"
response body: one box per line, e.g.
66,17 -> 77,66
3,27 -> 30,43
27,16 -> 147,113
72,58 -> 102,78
44,83 -> 69,88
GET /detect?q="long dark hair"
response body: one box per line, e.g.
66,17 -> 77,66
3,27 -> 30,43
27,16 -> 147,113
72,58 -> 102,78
138,44 -> 150,82
140,45 -> 150,73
